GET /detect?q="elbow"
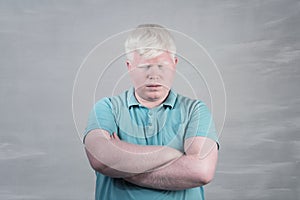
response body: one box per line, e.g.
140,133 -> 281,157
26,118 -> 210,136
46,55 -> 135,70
194,166 -> 216,186
90,159 -> 107,173
198,174 -> 214,186
85,147 -> 107,173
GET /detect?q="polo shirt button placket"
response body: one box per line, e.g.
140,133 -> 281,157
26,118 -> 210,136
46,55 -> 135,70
148,111 -> 153,128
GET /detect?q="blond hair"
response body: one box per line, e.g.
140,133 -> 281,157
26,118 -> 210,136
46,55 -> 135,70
124,24 -> 176,61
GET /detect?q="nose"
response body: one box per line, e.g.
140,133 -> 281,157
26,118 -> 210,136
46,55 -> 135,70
147,65 -> 161,80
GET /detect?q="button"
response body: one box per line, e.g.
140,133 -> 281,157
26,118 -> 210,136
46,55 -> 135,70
149,122 -> 152,126
148,111 -> 152,116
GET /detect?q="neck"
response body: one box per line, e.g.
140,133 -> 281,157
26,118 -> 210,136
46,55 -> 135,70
135,92 -> 169,109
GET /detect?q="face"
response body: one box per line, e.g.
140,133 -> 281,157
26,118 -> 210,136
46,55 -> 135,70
127,51 -> 177,104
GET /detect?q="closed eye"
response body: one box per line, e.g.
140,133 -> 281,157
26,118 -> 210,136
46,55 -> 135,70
137,64 -> 151,69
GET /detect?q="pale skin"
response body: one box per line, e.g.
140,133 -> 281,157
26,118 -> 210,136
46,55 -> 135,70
84,51 -> 218,190
85,130 -> 183,177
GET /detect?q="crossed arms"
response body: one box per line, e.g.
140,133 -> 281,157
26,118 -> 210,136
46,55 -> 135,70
84,129 -> 218,190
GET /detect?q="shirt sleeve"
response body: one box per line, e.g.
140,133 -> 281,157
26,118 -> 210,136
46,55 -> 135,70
184,101 -> 219,148
83,97 -> 118,143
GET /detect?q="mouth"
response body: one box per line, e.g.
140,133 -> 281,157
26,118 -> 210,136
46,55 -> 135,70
145,84 -> 162,88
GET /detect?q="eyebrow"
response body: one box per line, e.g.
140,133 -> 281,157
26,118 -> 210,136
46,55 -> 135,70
137,63 -> 150,67
137,61 -> 171,67
161,61 -> 170,65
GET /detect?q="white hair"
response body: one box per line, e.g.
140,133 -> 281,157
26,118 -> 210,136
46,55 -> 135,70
124,24 -> 177,61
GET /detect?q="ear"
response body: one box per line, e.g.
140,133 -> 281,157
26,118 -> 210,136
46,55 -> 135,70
173,57 -> 178,69
126,60 -> 131,70
174,57 -> 178,65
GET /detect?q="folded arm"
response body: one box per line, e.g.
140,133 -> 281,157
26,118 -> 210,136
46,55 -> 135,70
84,129 -> 183,178
124,136 -> 218,190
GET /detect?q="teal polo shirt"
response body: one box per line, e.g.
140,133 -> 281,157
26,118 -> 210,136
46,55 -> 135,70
84,87 -> 219,200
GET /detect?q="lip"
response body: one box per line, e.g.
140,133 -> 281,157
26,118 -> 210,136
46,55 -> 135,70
145,84 -> 162,87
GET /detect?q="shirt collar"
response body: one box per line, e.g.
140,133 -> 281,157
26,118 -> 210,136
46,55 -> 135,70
127,87 -> 140,108
162,89 -> 177,108
127,87 -> 177,109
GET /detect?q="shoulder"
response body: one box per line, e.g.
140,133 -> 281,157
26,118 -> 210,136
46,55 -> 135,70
94,89 -> 130,111
175,93 -> 208,111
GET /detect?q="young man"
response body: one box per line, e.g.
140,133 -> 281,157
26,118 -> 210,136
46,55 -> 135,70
84,24 -> 219,200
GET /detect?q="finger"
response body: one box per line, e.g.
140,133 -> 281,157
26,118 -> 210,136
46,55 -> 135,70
113,133 -> 120,140
110,132 -> 116,139
110,133 -> 115,139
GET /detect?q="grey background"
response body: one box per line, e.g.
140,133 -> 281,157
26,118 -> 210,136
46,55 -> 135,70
1,0 -> 299,200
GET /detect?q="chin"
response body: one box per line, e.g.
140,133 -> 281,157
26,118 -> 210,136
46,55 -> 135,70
146,93 -> 161,100
147,91 -> 167,101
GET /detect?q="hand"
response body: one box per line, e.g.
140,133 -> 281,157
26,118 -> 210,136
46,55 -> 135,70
111,132 -> 121,140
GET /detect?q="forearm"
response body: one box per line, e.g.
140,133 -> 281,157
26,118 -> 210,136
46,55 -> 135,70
124,154 -> 207,190
85,131 -> 183,176
124,139 -> 218,190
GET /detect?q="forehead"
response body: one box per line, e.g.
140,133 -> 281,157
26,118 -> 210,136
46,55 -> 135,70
133,51 -> 173,64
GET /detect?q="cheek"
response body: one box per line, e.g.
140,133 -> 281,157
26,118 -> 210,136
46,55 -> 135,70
129,70 -> 147,86
161,67 -> 176,82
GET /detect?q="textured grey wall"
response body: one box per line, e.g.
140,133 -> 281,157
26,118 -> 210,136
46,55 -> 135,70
0,0 -> 299,199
